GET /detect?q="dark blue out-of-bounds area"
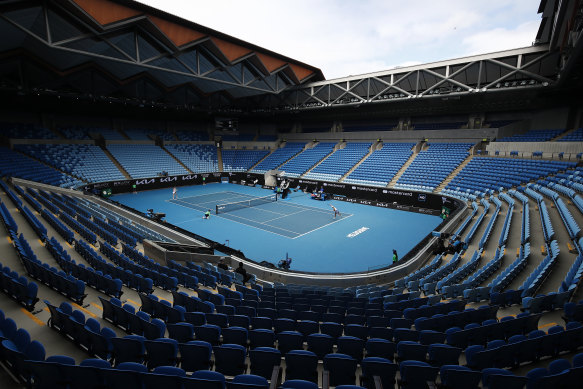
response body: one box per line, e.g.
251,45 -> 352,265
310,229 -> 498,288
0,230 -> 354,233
112,183 -> 442,273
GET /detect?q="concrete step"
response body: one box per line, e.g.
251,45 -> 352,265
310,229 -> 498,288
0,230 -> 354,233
340,142 -> 378,182
435,154 -> 474,193
388,149 -> 418,187
100,146 -> 132,179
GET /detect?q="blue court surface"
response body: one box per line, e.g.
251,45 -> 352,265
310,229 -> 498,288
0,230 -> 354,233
112,183 -> 442,273
169,191 -> 352,239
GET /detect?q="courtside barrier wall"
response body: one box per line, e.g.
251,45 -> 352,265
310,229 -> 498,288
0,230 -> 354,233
15,174 -> 466,286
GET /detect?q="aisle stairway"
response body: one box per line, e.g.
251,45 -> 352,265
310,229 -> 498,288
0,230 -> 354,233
100,146 -> 132,179
161,145 -> 193,174
340,143 -> 376,182
435,155 -> 474,193
387,150 -> 419,187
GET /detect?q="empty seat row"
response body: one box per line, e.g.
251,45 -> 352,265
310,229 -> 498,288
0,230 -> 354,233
0,261 -> 39,311
12,232 -> 87,305
0,309 -> 47,386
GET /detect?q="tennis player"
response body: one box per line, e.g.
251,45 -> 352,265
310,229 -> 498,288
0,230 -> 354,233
203,209 -> 211,219
330,204 -> 340,218
172,187 -> 177,199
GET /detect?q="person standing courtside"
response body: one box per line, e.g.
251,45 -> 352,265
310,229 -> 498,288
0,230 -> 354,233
330,204 -> 340,218
235,261 -> 251,284
392,249 -> 398,264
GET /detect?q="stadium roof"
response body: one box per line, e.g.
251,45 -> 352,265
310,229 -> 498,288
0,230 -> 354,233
0,0 -> 324,107
0,0 -> 580,114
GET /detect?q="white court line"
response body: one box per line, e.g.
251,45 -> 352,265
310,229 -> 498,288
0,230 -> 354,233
168,199 -> 208,212
292,213 -> 354,239
167,198 -> 207,208
222,206 -> 354,238
167,189 -> 351,238
168,193 -> 300,238
216,212 -> 298,238
220,211 -> 304,236
262,208 -> 308,223
218,197 -> 333,218
216,201 -> 287,217
274,198 -> 339,215
174,190 -> 248,202
174,218 -> 200,225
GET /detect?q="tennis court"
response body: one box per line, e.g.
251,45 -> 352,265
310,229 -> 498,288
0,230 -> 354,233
169,191 -> 351,239
111,183 -> 442,273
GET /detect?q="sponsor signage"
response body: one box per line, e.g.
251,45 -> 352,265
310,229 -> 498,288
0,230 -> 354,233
347,227 -> 369,238
85,172 -> 461,215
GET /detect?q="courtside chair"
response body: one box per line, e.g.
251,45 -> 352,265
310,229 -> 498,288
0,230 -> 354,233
296,320 -> 319,341
144,337 -> 179,369
195,324 -> 222,345
439,365 -> 482,389
229,314 -> 251,329
184,370 -> 226,389
365,338 -> 395,361
398,360 -> 439,389
481,368 -> 527,389
359,357 -> 397,389
26,355 -> 75,389
285,350 -> 318,383
145,366 -> 186,389
427,343 -> 462,366
88,326 -> 115,361
126,309 -> 146,335
277,331 -> 304,354
337,336 -> 365,361
306,333 -> 334,359
179,340 -> 213,373
279,309 -> 298,321
249,328 -> 276,349
58,359 -> 109,389
393,328 -> 419,343
344,324 -> 368,340
184,311 -> 206,327
143,318 -> 166,340
256,308 -> 277,320
249,347 -> 282,379
419,330 -> 446,345
98,296 -> 116,324
323,353 -> 358,386
213,343 -> 247,377
396,341 -> 428,363
228,374 -> 269,389
368,326 -> 393,341
205,313 -> 230,328
167,322 -> 195,343
166,305 -> 186,324
222,326 -> 249,347
251,316 -> 273,330
281,380 -> 318,389
345,314 -> 366,326
320,321 -> 343,340
111,335 -> 146,365
298,310 -> 320,322
216,304 -> 236,316
367,315 -> 389,328
104,361 -> 148,389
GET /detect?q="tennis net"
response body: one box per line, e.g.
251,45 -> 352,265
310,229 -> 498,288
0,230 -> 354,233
216,194 -> 277,214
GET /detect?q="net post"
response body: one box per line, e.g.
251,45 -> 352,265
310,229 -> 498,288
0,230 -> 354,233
215,205 -> 220,215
